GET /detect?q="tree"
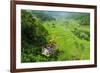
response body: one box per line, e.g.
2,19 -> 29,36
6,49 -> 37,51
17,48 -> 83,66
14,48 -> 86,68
21,10 -> 49,62
21,10 -> 48,48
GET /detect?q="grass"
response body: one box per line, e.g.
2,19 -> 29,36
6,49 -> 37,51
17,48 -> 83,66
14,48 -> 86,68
42,20 -> 90,61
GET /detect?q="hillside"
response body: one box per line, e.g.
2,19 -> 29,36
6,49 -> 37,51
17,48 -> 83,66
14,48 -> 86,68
21,10 -> 90,62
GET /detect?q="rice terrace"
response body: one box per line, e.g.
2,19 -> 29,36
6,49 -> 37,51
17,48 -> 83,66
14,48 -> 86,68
21,9 -> 90,63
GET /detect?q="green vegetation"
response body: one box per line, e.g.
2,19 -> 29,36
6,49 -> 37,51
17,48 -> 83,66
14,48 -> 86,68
21,10 -> 90,62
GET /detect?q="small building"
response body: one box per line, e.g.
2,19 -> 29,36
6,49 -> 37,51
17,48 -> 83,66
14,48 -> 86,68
42,47 -> 54,56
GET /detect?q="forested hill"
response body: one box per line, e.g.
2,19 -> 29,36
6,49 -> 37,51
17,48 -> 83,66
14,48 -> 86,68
26,10 -> 70,21
65,13 -> 90,25
26,10 -> 90,25
32,11 -> 55,21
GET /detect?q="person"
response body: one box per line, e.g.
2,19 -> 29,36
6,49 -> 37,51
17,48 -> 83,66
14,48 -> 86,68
47,44 -> 53,54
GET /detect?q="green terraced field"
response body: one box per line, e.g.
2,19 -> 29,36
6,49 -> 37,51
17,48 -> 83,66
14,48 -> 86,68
42,20 -> 90,61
